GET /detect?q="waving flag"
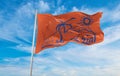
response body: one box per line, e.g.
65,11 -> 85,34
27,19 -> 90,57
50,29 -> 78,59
35,12 -> 104,53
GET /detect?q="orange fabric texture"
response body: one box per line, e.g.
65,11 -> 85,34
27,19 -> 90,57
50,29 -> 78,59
35,12 -> 104,54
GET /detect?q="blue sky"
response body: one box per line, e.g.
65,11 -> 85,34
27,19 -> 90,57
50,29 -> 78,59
0,0 -> 120,76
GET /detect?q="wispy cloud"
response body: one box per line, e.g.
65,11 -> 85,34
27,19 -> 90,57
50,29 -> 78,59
37,1 -> 50,13
1,65 -> 120,76
53,5 -> 66,15
0,0 -> 50,44
11,44 -> 32,52
0,2 -> 33,44
97,24 -> 120,46
1,42 -> 120,76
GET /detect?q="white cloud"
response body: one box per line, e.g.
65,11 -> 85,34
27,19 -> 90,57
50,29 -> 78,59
53,5 -> 66,15
0,66 -> 29,76
0,65 -> 120,76
97,24 -> 120,46
38,1 -> 50,13
72,6 -> 96,14
0,0 -> 50,45
1,46 -> 120,76
0,2 -> 34,44
11,44 -> 32,53
31,42 -> 120,76
103,5 -> 120,22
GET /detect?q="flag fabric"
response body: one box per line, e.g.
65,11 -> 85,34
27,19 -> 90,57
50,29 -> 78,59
35,12 -> 104,54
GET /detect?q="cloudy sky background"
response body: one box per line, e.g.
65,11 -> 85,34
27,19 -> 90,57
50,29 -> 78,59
0,0 -> 120,76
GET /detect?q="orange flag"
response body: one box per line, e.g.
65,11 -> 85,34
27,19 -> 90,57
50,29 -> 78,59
35,12 -> 104,54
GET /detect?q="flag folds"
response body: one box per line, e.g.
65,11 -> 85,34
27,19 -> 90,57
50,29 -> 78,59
35,12 -> 104,53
